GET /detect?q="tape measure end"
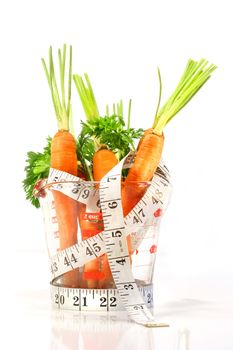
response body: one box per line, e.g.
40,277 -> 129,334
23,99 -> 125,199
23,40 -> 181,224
145,322 -> 170,328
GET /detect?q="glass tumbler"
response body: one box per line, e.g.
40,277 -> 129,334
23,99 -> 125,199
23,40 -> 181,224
37,179 -> 166,291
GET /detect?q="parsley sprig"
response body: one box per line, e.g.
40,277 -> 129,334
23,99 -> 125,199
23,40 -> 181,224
23,137 -> 51,208
79,115 -> 143,160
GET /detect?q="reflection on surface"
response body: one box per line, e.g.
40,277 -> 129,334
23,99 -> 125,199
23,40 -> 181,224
50,310 -> 154,350
176,329 -> 189,350
50,309 -> 189,350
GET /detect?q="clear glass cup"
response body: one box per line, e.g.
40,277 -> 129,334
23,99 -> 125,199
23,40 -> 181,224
36,180 -> 162,290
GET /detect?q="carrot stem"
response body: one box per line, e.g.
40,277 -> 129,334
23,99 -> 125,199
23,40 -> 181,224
49,47 -> 63,121
127,99 -> 132,129
58,46 -> 66,112
67,46 -> 72,118
42,44 -> 72,131
73,74 -> 99,120
106,104 -> 109,116
154,67 -> 162,119
153,58 -> 217,134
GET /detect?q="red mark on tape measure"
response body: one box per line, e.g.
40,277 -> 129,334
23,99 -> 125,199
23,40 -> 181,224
150,245 -> 157,254
154,209 -> 162,217
81,212 -> 103,221
80,212 -> 104,239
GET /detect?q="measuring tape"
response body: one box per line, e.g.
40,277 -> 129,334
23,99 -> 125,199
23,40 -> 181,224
41,152 -> 171,326
51,283 -> 153,312
99,155 -> 170,327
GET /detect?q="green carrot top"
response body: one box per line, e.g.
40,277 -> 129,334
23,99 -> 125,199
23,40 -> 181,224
41,44 -> 73,131
73,73 -> 143,163
153,58 -> 217,135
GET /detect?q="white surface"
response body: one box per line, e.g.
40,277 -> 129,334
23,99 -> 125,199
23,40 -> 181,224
1,0 -> 233,348
11,251 -> 233,350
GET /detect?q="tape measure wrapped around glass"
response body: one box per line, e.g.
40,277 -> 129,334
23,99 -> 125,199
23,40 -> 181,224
36,152 -> 172,326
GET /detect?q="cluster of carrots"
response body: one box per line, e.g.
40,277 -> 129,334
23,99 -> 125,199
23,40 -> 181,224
34,44 -> 216,289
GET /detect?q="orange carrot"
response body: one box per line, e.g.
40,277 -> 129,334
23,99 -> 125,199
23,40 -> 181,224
122,59 -> 216,254
79,149 -> 118,289
42,45 -> 79,287
136,128 -> 154,150
73,74 -> 120,288
51,131 -> 78,174
93,149 -> 118,289
79,211 -> 105,288
51,131 -> 79,287
125,132 -> 164,185
93,148 -> 118,182
123,132 -> 164,213
121,132 -> 164,255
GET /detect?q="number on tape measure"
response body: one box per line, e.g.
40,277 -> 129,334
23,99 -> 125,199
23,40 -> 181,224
51,262 -> 58,274
64,257 -> 70,267
81,189 -> 90,199
133,215 -> 140,224
93,243 -> 101,253
112,230 -> 123,238
151,195 -> 159,205
138,208 -> 145,218
100,297 -> 107,307
124,283 -> 134,290
71,183 -> 81,194
51,284 -> 153,311
70,253 -> 78,264
86,247 -> 94,256
72,296 -> 87,308
55,293 -> 65,305
116,258 -> 126,266
110,297 -> 117,307
108,201 -> 118,209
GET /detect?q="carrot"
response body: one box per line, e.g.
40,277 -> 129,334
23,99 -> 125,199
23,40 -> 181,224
93,148 -> 118,289
93,148 -> 118,182
123,132 -> 164,213
126,133 -> 164,185
79,211 -> 105,288
73,73 -> 142,288
137,128 -> 153,149
51,130 -> 78,175
123,58 -> 217,253
74,73 -> 119,288
42,45 -> 79,287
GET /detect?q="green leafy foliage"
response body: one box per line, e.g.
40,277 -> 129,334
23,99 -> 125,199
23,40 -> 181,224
22,115 -> 142,206
23,138 -> 51,208
76,133 -> 95,181
73,73 -> 142,178
78,114 -> 143,161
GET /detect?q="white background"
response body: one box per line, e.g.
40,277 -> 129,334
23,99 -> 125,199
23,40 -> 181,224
1,0 -> 233,349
